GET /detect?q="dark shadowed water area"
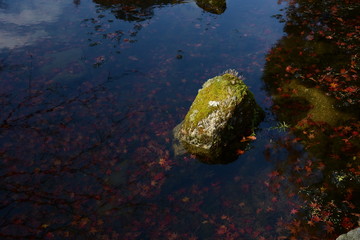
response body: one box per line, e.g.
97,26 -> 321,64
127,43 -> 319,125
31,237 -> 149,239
0,0 -> 359,239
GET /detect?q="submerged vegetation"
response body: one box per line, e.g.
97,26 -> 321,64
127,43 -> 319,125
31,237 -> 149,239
263,0 -> 360,238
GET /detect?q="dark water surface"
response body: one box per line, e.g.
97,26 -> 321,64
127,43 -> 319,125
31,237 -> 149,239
1,0 -> 359,239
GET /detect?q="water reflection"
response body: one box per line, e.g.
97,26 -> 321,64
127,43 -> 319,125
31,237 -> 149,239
93,0 -> 226,23
0,0 -> 66,50
195,0 -> 226,14
73,0 -> 81,7
0,1 -> 7,9
93,0 -> 187,22
263,0 -> 360,237
0,0 -> 281,237
0,67 -> 160,238
0,0 -> 63,25
3,0 -> 358,238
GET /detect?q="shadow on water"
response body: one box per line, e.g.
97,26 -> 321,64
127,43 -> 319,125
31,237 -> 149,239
93,0 -> 226,22
93,0 -> 188,22
262,0 -> 360,238
73,0 -> 81,7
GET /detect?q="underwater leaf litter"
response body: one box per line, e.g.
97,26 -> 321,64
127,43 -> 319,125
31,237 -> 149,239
0,0 -> 359,239
263,0 -> 360,238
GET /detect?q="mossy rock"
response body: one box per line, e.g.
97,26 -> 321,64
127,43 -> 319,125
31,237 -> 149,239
336,227 -> 360,240
196,0 -> 226,15
174,70 -> 264,164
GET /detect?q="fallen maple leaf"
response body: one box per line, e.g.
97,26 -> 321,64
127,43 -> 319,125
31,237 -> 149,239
159,158 -> 166,166
268,170 -> 280,177
236,149 -> 245,155
307,220 -> 315,226
329,82 -> 339,88
325,224 -> 335,234
290,208 -> 299,214
216,225 -> 228,235
182,197 -> 190,202
341,217 -> 354,230
308,133 -> 315,139
241,135 -> 257,142
285,65 -> 298,73
344,86 -> 357,93
247,135 -> 257,141
312,215 -> 321,222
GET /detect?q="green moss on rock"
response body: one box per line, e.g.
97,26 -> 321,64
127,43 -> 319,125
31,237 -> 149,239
182,73 -> 247,130
175,70 -> 264,163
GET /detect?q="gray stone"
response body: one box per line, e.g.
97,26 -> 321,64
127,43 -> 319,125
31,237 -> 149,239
336,227 -> 360,240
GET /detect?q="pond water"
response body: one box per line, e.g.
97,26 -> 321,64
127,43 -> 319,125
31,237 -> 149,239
0,0 -> 359,239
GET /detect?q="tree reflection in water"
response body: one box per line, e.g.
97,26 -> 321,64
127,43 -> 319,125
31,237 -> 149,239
263,0 -> 360,238
93,0 -> 227,20
85,0 -> 227,50
93,0 -> 187,22
73,0 -> 81,7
